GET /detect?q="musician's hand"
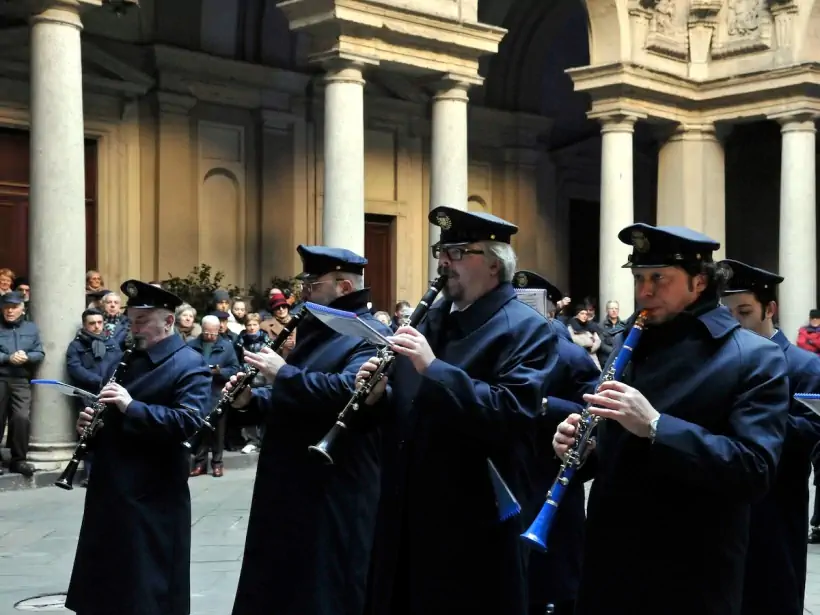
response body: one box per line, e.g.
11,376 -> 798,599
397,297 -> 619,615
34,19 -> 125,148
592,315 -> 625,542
244,346 -> 286,382
77,407 -> 95,435
97,382 -> 133,413
283,335 -> 295,350
355,357 -> 387,406
553,413 -> 582,460
224,373 -> 253,408
388,326 -> 435,374
585,381 -> 660,439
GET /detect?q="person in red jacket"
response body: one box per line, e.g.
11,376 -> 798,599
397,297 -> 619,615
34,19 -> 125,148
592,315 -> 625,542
797,309 -> 820,357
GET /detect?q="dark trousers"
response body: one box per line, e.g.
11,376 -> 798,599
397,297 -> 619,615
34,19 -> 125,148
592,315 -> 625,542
812,456 -> 820,527
0,377 -> 31,464
194,410 -> 227,468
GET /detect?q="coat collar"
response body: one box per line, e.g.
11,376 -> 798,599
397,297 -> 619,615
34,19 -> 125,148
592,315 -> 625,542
143,333 -> 187,364
696,305 -> 741,340
436,282 -> 517,333
771,328 -> 790,352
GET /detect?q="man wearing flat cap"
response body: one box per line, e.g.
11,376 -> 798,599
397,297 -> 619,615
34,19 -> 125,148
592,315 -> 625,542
223,245 -> 392,615
358,206 -> 559,615
719,259 -> 820,615
512,270 -> 599,615
66,280 -> 212,615
553,223 -> 789,615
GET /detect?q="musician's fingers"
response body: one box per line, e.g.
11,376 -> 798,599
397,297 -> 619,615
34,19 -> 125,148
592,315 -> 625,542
258,346 -> 274,355
394,325 -> 420,337
587,407 -> 621,420
596,380 -> 627,393
583,393 -> 625,410
557,421 -> 576,437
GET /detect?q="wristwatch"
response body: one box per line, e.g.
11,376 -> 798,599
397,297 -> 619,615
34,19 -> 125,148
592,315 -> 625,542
648,415 -> 660,442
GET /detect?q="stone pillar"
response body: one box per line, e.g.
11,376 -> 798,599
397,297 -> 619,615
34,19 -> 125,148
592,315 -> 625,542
28,0 -> 87,469
428,77 -> 473,283
596,114 -> 638,317
656,123 -> 726,259
322,60 -> 366,254
775,114 -> 817,341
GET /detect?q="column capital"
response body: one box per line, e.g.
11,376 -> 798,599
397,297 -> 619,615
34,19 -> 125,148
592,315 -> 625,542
429,73 -> 483,103
313,52 -> 378,85
591,111 -> 643,134
30,0 -> 94,28
659,121 -> 719,143
769,110 -> 819,133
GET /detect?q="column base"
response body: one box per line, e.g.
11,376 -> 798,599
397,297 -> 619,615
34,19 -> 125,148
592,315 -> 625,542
26,441 -> 77,471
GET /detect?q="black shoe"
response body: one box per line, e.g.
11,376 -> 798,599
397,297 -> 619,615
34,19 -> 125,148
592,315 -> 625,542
10,461 -> 34,478
809,527 -> 820,544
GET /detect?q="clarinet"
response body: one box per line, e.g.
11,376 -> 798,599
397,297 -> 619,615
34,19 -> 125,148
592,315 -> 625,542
182,309 -> 305,450
308,276 -> 447,464
519,309 -> 650,551
55,348 -> 135,491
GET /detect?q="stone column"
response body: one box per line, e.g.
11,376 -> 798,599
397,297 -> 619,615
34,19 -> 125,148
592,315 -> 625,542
656,123 -> 726,259
428,77 -> 474,283
28,0 -> 88,469
775,114 -> 817,341
596,114 -> 639,317
322,60 -> 366,254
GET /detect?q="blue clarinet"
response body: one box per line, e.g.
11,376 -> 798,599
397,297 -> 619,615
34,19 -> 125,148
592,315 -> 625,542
520,310 -> 650,552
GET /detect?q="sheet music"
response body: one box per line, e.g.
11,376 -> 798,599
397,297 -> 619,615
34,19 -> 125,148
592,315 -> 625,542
514,288 -> 549,318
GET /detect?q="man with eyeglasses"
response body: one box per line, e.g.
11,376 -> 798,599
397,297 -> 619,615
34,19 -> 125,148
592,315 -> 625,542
357,206 -> 560,615
222,245 -> 392,615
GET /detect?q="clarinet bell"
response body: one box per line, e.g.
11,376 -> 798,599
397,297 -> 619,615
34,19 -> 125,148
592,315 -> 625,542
487,459 -> 521,522
55,458 -> 81,491
308,422 -> 345,465
519,500 -> 557,553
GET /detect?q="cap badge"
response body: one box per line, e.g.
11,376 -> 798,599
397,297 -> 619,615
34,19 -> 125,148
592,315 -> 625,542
514,272 -> 528,288
631,231 -> 650,253
125,282 -> 139,298
436,212 -> 452,230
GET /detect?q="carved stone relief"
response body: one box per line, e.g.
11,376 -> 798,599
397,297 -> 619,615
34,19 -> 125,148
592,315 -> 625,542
728,0 -> 764,35
642,0 -> 690,60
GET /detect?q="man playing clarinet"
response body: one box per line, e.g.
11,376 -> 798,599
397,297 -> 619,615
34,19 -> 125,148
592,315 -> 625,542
66,280 -> 211,615
552,224 -> 789,615
223,246 -> 392,615
357,206 -> 560,615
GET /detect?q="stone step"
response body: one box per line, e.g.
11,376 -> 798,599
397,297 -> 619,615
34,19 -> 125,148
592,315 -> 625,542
0,449 -> 259,493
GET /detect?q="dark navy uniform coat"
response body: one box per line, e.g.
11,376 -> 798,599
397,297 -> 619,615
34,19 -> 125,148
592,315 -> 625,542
66,334 -> 211,615
741,329 -> 820,615
366,283 -> 559,615
575,304 -> 789,615
231,289 -> 392,615
528,334 -> 600,608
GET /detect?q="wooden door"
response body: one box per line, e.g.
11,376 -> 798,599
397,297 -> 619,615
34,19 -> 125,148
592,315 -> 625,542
0,127 -> 98,277
364,214 -> 395,313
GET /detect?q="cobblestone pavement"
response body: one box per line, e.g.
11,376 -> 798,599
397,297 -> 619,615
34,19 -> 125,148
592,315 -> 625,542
0,468 -> 819,614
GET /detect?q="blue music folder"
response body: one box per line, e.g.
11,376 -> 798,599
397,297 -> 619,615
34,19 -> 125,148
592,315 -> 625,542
31,379 -> 98,402
795,393 -> 820,416
303,302 -> 393,347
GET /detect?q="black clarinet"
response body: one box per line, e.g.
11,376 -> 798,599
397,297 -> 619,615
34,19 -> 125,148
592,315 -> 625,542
55,348 -> 135,491
183,309 -> 305,450
308,276 -> 447,464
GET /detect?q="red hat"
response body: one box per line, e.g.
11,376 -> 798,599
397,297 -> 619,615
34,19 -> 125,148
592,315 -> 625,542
269,291 -> 289,310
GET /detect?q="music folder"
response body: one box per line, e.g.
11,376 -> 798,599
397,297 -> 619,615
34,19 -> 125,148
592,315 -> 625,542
514,288 -> 549,318
303,301 -> 393,347
31,379 -> 98,402
795,393 -> 820,417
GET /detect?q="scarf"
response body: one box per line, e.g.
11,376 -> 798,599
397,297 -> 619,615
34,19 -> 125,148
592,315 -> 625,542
77,329 -> 108,360
571,317 -> 592,332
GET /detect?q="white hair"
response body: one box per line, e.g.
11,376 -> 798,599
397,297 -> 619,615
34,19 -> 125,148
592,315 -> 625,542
481,240 -> 517,283
201,315 -> 219,328
102,292 -> 121,303
339,273 -> 364,291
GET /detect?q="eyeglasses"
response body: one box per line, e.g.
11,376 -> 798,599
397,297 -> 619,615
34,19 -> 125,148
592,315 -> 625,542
431,245 -> 485,261
298,278 -> 345,292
